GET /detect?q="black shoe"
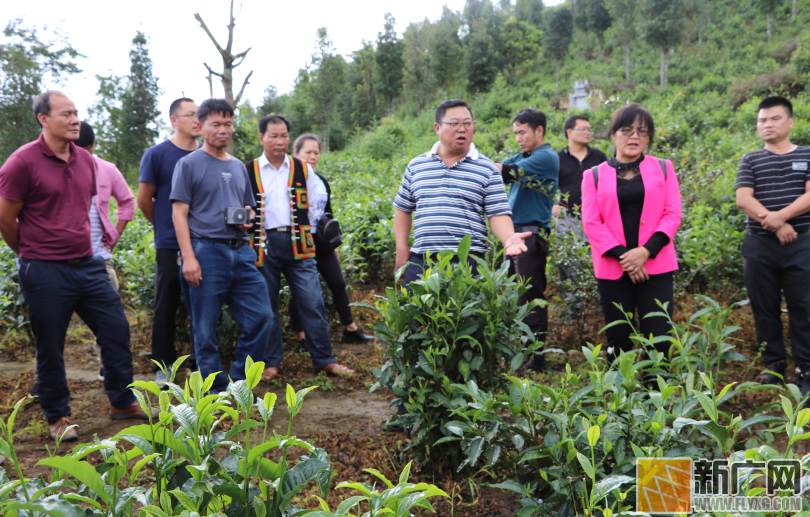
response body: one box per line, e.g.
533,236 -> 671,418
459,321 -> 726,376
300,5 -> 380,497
526,353 -> 546,373
27,381 -> 39,401
800,369 -> 810,408
97,367 -> 104,382
756,361 -> 786,385
297,338 -> 310,354
343,328 -> 375,343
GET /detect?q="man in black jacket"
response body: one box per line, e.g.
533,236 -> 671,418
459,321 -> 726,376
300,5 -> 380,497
555,115 -> 607,302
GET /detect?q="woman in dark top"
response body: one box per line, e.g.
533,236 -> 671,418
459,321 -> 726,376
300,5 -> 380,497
581,104 -> 682,364
288,134 -> 375,348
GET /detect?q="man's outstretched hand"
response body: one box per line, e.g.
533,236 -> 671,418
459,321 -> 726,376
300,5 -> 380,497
503,231 -> 532,256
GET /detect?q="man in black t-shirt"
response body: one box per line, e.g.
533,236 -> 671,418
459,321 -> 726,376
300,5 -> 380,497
554,115 -> 607,304
736,96 -> 810,392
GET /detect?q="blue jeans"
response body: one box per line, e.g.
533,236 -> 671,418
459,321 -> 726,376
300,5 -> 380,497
180,240 -> 271,393
259,231 -> 336,370
19,256 -> 134,422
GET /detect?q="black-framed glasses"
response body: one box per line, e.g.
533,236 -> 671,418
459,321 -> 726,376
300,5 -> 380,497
439,121 -> 475,130
617,128 -> 649,137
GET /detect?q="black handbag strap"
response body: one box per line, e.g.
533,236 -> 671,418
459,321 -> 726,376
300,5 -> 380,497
592,158 -> 667,190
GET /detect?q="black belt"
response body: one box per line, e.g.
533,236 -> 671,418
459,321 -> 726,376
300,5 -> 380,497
748,226 -> 810,238
266,227 -> 292,233
201,237 -> 248,247
515,225 -> 550,236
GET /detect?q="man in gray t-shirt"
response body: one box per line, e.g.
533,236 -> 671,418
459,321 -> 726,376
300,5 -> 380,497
169,99 -> 271,394
171,148 -> 255,240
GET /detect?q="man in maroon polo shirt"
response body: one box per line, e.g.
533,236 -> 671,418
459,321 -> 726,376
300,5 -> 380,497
0,91 -> 156,441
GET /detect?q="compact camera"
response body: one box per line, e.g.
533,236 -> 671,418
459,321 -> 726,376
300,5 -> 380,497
225,207 -> 250,225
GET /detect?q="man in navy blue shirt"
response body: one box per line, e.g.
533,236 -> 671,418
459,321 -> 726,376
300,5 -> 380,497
138,97 -> 201,385
496,108 -> 559,371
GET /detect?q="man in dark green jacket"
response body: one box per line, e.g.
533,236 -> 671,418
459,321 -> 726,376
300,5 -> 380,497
496,108 -> 559,371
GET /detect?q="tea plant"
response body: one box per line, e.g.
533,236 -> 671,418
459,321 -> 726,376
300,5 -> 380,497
365,236 -> 552,468
0,356 -> 448,516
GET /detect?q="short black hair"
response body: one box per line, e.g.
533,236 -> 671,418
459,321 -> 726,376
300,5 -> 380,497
564,114 -> 590,136
169,97 -> 195,117
435,99 -> 473,124
609,103 -> 655,141
513,108 -> 547,134
758,96 -> 793,118
76,121 -> 95,148
33,90 -> 66,128
259,115 -> 291,134
197,98 -> 234,124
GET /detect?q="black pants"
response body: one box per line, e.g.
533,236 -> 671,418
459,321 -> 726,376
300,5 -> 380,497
742,230 -> 810,371
289,250 -> 353,332
508,233 -> 549,338
19,256 -> 134,422
152,248 -> 184,371
598,271 -> 674,359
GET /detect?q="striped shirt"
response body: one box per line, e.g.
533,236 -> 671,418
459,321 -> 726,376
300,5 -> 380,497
393,142 -> 512,254
89,197 -> 112,260
736,146 -> 810,234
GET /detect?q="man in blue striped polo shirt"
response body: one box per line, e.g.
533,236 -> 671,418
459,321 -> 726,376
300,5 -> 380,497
393,99 -> 531,286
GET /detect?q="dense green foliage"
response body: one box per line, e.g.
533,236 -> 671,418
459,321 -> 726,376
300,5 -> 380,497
0,358 -> 449,516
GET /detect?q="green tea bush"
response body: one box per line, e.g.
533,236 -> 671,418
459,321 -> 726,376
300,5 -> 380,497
366,237 -> 549,468
0,357 -> 449,516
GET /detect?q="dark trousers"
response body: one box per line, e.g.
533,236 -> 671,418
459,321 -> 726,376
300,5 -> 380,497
289,250 -> 353,332
403,252 -> 481,288
19,256 -> 135,421
742,230 -> 810,370
598,271 -> 674,359
508,233 -> 549,337
259,231 -> 336,370
152,249 -> 184,371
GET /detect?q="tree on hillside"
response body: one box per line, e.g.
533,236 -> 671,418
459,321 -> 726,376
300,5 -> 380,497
89,75 -> 126,169
516,0 -> 544,27
543,6 -> 574,95
402,20 -> 435,112
683,0 -> 709,54
640,0 -> 685,88
0,20 -> 81,163
259,85 -> 287,116
756,0 -> 783,41
466,17 -> 501,93
429,7 -> 463,96
346,41 -> 380,130
375,13 -> 403,115
310,28 -> 345,152
608,0 -> 637,82
586,0 -> 613,56
501,19 -> 542,85
119,32 -> 161,180
194,0 -> 253,107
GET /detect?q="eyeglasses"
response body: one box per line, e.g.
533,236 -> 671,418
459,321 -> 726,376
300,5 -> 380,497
439,121 -> 475,130
572,128 -> 593,133
617,128 -> 649,137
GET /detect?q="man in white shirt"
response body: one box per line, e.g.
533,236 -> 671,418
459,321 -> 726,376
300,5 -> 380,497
243,115 -> 353,382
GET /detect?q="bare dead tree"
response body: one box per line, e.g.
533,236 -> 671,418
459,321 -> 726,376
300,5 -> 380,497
194,0 -> 254,107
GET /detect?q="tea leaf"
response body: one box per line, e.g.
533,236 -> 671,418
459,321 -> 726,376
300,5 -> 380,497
37,456 -> 111,504
576,452 -> 595,479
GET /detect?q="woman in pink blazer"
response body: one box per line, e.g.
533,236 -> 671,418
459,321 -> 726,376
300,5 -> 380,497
581,103 -> 682,364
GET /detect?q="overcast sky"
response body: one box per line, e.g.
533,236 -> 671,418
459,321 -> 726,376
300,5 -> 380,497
8,0 -> 562,129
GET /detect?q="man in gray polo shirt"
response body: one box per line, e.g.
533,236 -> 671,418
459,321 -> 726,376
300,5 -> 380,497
170,98 -> 271,394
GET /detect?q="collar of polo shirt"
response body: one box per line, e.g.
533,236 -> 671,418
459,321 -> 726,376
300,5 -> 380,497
427,141 -> 480,161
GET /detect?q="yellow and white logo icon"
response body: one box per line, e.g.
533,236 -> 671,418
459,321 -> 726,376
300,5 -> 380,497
637,458 -> 692,514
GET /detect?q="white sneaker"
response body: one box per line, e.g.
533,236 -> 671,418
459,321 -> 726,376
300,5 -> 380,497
155,370 -> 168,388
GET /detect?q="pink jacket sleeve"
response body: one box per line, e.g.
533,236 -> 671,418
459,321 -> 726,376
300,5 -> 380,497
110,165 -> 135,223
581,166 -> 622,257
651,159 -> 682,239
